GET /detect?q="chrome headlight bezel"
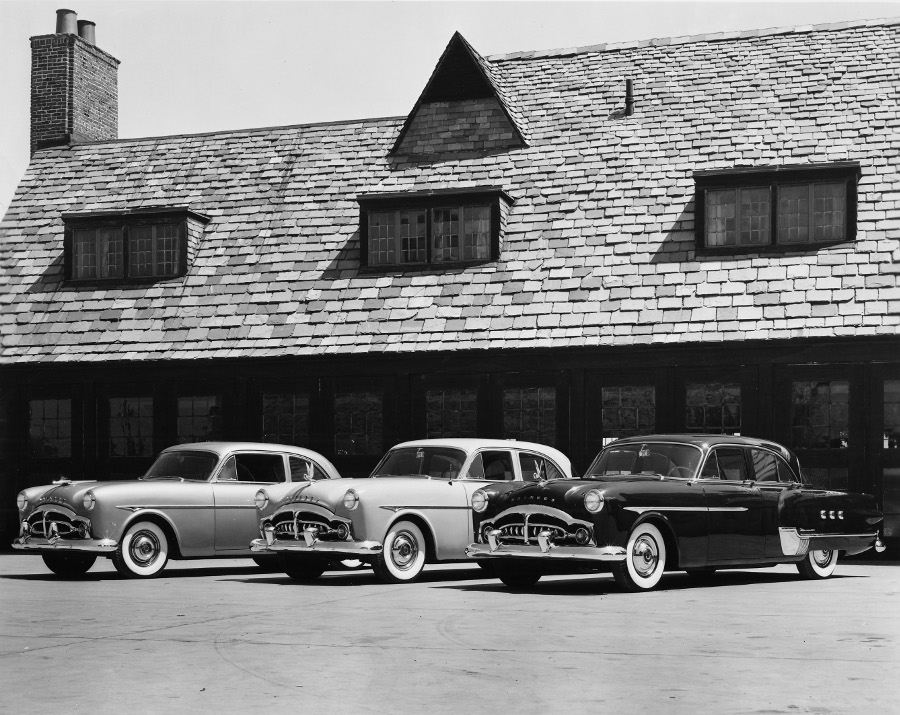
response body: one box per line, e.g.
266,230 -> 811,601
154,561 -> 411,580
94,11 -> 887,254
16,492 -> 28,512
471,489 -> 489,513
342,489 -> 359,511
82,491 -> 96,511
254,489 -> 269,510
584,489 -> 605,513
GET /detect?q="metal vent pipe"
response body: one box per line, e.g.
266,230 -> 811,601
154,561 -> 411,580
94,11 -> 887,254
624,78 -> 634,117
77,19 -> 96,45
56,8 -> 77,34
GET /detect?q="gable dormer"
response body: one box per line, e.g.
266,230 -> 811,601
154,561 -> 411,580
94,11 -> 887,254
390,32 -> 527,156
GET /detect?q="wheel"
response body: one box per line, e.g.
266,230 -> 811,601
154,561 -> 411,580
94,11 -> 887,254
41,553 -> 96,578
494,562 -> 542,589
476,560 -> 496,576
612,522 -> 667,592
112,521 -> 169,578
796,549 -> 838,579
277,553 -> 327,581
373,520 -> 427,583
252,555 -> 279,572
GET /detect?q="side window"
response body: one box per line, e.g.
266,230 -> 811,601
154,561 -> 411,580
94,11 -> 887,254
750,449 -> 778,482
716,448 -> 749,481
466,453 -> 485,480
700,452 -> 720,479
289,456 -> 329,482
218,455 -> 238,481
481,451 -> 514,481
776,457 -> 798,483
519,452 -> 566,482
230,453 -> 287,483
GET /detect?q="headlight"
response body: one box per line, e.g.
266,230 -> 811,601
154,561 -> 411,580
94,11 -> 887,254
584,489 -> 604,513
82,491 -> 96,510
471,489 -> 488,513
342,489 -> 359,510
254,489 -> 269,510
16,492 -> 27,511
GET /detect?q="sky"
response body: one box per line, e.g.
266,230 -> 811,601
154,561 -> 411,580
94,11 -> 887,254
1,0 -> 899,217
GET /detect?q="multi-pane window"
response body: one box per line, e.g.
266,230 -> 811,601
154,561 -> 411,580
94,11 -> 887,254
803,467 -> 849,491
503,387 -> 555,444
109,397 -> 153,457
790,381 -> 849,450
334,391 -> 383,455
177,395 -> 222,443
368,210 -> 427,266
426,388 -> 478,438
696,164 -> 857,251
129,224 -> 180,277
262,393 -> 310,446
74,227 -> 124,279
685,383 -> 741,435
884,380 -> 900,450
66,215 -> 192,281
360,192 -> 506,268
28,399 -> 72,458
601,386 -> 655,446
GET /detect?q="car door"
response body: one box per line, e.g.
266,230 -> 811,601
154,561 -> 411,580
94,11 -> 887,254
700,446 -> 766,563
440,449 -> 518,557
213,451 -> 288,552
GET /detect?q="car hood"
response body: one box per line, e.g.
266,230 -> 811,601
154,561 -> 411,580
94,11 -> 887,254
485,477 -> 659,517
276,476 -> 457,512
23,479 -> 157,511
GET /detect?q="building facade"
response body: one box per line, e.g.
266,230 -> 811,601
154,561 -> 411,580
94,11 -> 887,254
1,11 -> 898,545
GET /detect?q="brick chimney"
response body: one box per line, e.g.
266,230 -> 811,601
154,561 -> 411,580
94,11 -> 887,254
30,8 -> 120,154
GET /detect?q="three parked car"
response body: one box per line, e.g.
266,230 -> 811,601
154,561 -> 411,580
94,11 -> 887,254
13,435 -> 887,591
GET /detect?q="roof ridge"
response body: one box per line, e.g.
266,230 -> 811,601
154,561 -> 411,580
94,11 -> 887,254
32,114 -> 405,151
487,15 -> 900,62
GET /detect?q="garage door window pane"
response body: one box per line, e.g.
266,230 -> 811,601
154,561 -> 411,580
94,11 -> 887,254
791,381 -> 849,449
335,391 -> 383,455
109,397 -> 153,457
426,388 -> 477,438
503,387 -> 555,444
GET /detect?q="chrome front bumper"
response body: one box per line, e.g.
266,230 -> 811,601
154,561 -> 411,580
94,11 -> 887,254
13,536 -> 117,553
250,526 -> 382,557
466,529 -> 626,563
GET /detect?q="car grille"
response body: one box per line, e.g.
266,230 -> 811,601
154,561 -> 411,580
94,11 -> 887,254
484,510 -> 591,546
26,508 -> 88,539
271,510 -> 347,541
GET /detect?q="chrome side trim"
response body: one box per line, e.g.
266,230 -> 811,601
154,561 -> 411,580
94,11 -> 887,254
379,505 -> 470,512
624,506 -> 747,514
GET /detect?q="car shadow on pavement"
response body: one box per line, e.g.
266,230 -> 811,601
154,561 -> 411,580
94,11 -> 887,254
229,566 -> 503,587
0,563 -> 281,581
443,569 -> 861,596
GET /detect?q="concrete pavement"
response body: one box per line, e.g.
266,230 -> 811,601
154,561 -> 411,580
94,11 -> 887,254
0,554 -> 897,714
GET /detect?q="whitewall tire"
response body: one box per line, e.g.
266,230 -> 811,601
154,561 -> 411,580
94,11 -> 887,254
796,549 -> 838,579
612,522 -> 667,592
113,520 -> 169,578
374,520 -> 427,583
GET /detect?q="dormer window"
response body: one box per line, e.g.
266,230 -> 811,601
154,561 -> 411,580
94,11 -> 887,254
63,207 -> 208,282
694,163 -> 859,253
358,189 -> 511,269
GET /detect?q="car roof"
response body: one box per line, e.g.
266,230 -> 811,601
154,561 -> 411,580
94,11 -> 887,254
160,442 -> 342,478
609,434 -> 785,450
388,438 -> 572,470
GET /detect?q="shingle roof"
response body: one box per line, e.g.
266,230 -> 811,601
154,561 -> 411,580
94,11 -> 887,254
1,18 -> 898,364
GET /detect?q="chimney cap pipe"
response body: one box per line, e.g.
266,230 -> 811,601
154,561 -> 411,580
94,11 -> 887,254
55,9 -> 78,35
77,19 -> 96,45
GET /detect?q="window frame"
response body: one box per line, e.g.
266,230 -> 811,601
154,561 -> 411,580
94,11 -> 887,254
694,163 -> 859,254
62,207 -> 209,284
358,188 -> 511,270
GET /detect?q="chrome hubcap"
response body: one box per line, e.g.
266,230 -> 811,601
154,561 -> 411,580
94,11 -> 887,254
632,535 -> 658,578
813,550 -> 833,568
390,532 -> 418,570
130,531 -> 160,567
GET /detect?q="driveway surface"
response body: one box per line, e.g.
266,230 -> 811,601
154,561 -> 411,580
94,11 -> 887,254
0,554 -> 897,714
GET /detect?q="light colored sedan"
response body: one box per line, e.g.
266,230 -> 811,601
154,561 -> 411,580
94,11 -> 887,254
13,442 -> 341,578
250,438 -> 574,583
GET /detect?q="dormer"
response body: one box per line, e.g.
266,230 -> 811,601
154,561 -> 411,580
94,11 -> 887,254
390,32 -> 528,156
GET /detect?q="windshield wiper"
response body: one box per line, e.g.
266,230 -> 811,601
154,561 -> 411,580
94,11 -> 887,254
141,475 -> 186,481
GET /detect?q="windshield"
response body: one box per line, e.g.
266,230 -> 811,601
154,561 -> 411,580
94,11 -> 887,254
371,447 -> 467,479
144,450 -> 219,481
585,442 -> 702,480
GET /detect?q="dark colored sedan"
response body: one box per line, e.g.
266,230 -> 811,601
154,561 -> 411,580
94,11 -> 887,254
466,435 -> 886,591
